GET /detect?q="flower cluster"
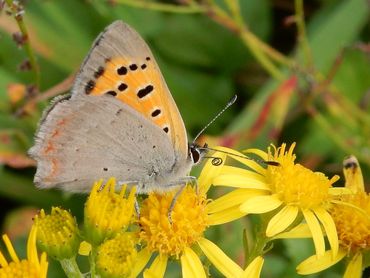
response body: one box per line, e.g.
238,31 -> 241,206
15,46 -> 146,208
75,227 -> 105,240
2,143 -> 369,277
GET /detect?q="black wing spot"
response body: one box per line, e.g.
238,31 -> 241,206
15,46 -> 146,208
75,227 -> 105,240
94,66 -> 105,78
118,83 -> 128,91
106,90 -> 117,96
153,145 -> 156,149
117,66 -> 127,75
116,108 -> 123,116
146,57 -> 151,61
141,64 -> 147,70
151,109 -> 161,117
103,168 -> 108,171
129,64 -> 138,71
137,85 -> 154,98
85,80 -> 95,94
163,127 -> 169,133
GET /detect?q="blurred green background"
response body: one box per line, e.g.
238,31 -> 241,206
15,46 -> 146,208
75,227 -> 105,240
0,0 -> 369,277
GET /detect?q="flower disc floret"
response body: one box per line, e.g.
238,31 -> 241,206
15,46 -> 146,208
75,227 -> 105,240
35,207 -> 80,260
139,186 -> 207,258
84,178 -> 136,245
0,226 -> 48,278
266,144 -> 333,209
96,233 -> 138,278
330,191 -> 370,253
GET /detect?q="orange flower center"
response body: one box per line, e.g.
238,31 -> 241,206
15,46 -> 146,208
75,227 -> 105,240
139,186 -> 208,258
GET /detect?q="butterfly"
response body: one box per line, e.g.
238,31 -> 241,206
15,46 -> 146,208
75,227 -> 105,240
29,20 -> 206,194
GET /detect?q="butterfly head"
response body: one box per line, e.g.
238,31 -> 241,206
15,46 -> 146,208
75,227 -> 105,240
188,143 -> 208,165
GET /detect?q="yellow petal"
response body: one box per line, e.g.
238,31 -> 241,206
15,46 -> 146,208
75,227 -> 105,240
313,207 -> 338,258
297,249 -> 346,275
344,252 -> 362,278
198,237 -> 243,278
198,150 -> 227,193
328,187 -> 352,196
78,241 -> 92,256
130,247 -> 152,278
181,247 -> 206,278
213,174 -> 270,190
40,252 -> 48,278
219,166 -> 253,176
208,206 -> 247,226
241,256 -> 264,278
144,255 -> 168,278
27,225 -> 38,265
214,146 -> 266,173
240,195 -> 282,214
227,151 -> 266,175
273,223 -> 312,239
266,205 -> 298,237
207,189 -> 262,213
243,148 -> 268,161
2,234 -> 19,263
0,250 -> 8,267
302,209 -> 325,257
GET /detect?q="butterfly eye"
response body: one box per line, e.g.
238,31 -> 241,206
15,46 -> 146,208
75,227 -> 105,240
189,147 -> 201,164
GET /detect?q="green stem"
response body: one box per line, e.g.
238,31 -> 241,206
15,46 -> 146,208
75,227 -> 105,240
223,0 -> 244,27
115,0 -> 205,13
294,0 -> 313,68
4,0 -> 40,89
309,109 -> 370,166
240,29 -> 284,80
207,4 -> 285,80
59,258 -> 83,278
246,232 -> 270,266
89,247 -> 97,278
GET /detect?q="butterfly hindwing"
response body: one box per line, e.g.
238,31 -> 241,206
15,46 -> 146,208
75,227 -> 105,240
29,94 -> 180,193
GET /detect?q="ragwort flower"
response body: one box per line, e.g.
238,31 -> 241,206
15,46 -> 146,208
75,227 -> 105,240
297,155 -> 370,278
95,232 -> 140,278
0,225 -> 48,278
84,177 -> 136,246
210,143 -> 342,258
34,207 -> 80,260
136,151 -> 257,277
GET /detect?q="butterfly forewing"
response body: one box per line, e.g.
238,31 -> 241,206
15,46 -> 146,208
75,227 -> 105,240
72,21 -> 188,162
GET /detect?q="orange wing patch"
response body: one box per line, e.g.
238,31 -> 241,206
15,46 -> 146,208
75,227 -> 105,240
84,56 -> 170,135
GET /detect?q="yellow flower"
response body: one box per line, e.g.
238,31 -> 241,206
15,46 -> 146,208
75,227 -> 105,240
0,225 -> 48,278
95,232 -> 142,278
84,177 -> 136,246
34,207 -> 80,260
211,143 -> 341,258
136,152 -> 250,278
297,155 -> 370,278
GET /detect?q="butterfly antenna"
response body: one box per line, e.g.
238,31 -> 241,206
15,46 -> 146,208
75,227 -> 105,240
193,95 -> 237,143
199,146 -> 280,167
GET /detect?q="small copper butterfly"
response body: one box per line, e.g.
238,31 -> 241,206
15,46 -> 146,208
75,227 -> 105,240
29,21 -> 206,193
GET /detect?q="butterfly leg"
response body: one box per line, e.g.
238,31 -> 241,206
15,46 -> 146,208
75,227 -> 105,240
167,176 -> 198,223
168,183 -> 187,224
117,180 -> 141,219
134,198 -> 141,219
